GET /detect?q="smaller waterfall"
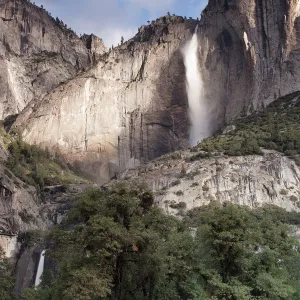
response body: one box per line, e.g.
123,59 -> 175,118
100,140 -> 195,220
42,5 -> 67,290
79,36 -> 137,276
35,250 -> 46,287
182,25 -> 210,147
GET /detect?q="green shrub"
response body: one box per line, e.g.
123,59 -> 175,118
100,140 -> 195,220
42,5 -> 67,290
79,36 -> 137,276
175,190 -> 184,196
171,180 -> 181,186
189,152 -> 212,162
170,201 -> 187,210
202,185 -> 209,192
280,189 -> 288,196
290,195 -> 298,202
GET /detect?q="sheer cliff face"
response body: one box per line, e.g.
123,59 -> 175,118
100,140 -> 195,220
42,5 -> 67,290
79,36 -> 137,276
18,18 -> 197,183
16,0 -> 300,183
0,0 -> 106,120
199,0 -> 300,128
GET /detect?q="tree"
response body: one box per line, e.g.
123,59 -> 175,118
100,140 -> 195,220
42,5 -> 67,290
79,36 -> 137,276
121,36 -> 124,44
21,186 -> 300,300
193,203 -> 298,299
0,247 -> 15,300
24,184 -> 205,299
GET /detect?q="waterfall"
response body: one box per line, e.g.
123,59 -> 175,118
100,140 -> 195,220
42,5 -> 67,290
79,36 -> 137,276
182,25 -> 210,147
35,250 -> 46,287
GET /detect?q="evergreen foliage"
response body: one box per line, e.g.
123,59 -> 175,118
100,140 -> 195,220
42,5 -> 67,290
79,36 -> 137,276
197,92 -> 300,164
0,247 -> 15,300
21,184 -> 300,300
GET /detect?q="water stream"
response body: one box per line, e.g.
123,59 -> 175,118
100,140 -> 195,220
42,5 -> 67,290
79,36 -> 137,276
34,250 -> 46,287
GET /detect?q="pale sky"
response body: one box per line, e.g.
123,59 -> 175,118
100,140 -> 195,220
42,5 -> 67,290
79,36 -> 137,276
34,0 -> 208,47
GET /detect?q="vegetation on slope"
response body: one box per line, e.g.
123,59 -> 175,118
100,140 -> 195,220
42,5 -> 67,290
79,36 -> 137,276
1,128 -> 87,193
17,184 -> 300,300
195,92 -> 300,165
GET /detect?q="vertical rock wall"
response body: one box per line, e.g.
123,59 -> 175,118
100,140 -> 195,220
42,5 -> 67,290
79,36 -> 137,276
199,0 -> 300,128
0,0 -> 106,120
18,18 -> 197,183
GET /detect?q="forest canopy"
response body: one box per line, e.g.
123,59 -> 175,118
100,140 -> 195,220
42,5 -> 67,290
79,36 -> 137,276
16,183 -> 300,300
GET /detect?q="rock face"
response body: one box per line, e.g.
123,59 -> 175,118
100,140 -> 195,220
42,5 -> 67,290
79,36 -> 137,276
116,150 -> 300,214
0,165 -> 47,259
0,166 -> 46,236
13,0 -> 300,183
17,17 -> 197,183
199,0 -> 300,129
0,0 -> 106,120
16,0 -> 300,183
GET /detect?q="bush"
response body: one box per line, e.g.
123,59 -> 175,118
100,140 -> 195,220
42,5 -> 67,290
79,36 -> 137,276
280,189 -> 288,195
290,195 -> 298,202
171,180 -> 181,186
170,201 -> 187,210
189,152 -> 212,162
175,190 -> 184,196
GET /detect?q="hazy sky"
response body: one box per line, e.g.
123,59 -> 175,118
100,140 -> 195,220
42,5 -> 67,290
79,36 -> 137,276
34,0 -> 208,47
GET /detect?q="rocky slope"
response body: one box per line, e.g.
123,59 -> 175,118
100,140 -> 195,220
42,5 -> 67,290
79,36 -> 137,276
0,0 -> 106,120
17,17 -> 197,183
116,149 -> 300,215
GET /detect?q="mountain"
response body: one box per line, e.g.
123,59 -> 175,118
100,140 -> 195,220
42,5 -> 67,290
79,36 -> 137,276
0,0 -> 300,295
15,16 -> 197,183
199,0 -> 300,128
114,92 -> 300,214
12,0 -> 300,184
0,0 -> 105,120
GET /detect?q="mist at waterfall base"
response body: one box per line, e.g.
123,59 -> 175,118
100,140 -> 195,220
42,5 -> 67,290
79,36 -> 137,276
182,27 -> 210,147
35,250 -> 46,287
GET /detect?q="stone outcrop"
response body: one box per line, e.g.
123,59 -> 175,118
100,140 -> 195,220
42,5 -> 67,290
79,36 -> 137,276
116,150 -> 300,214
17,17 -> 197,183
199,0 -> 300,130
0,0 -> 106,120
0,166 -> 46,236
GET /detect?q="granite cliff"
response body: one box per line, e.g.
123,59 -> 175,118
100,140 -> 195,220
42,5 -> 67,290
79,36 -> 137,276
13,0 -> 300,183
199,0 -> 300,128
0,0 -> 106,120
16,16 -> 197,183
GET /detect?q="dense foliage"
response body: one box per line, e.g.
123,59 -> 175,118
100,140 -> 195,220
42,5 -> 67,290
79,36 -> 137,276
20,184 -> 300,300
197,92 -> 300,165
0,247 -> 15,300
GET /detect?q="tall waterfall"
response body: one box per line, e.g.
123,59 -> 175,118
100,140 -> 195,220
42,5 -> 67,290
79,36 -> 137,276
182,25 -> 210,147
35,250 -> 46,287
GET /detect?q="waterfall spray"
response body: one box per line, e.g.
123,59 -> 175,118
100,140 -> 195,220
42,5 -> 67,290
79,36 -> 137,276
182,25 -> 210,147
35,250 -> 46,287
